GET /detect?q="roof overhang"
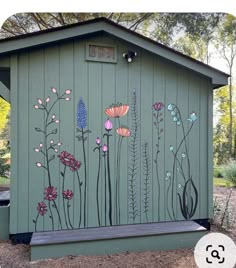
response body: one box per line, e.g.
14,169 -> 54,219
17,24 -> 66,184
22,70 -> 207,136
0,18 -> 229,88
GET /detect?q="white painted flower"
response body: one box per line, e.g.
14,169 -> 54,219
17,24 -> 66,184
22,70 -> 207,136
178,184 -> 182,188
166,171 -> 171,177
182,153 -> 186,158
36,162 -> 42,167
55,120 -> 60,123
169,145 -> 174,151
37,98 -> 43,105
39,143 -> 43,148
52,114 -> 56,119
65,89 -> 71,95
34,148 -> 39,152
65,97 -> 70,101
171,111 -> 175,116
51,87 -> 57,93
58,142 -> 62,146
34,105 -> 39,109
50,140 -> 54,144
46,97 -> 50,103
54,149 -> 58,153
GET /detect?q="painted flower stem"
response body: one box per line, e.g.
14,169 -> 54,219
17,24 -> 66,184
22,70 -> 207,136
34,212 -> 40,232
93,146 -> 101,226
52,199 -> 62,230
115,136 -> 124,225
103,152 -> 107,225
76,170 -> 82,228
61,165 -> 69,229
67,200 -> 74,229
48,201 -> 54,231
81,128 -> 87,228
154,112 -> 161,221
104,132 -> 112,226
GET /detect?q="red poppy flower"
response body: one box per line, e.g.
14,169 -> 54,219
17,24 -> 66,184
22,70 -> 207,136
58,151 -> 75,167
105,104 -> 129,118
116,127 -> 131,137
37,201 -> 47,216
44,186 -> 58,201
62,189 -> 74,200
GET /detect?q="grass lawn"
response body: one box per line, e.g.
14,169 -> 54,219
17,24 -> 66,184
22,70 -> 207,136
214,177 -> 235,187
0,176 -> 10,185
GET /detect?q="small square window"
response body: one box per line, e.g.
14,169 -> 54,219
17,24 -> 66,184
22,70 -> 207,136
86,43 -> 117,63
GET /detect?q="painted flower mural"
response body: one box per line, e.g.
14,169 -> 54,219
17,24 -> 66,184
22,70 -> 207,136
32,86 -> 200,232
166,104 -> 199,221
105,103 -> 129,118
32,87 -> 84,231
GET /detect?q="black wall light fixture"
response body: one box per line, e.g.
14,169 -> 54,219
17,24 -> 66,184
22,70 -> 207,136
122,51 -> 137,63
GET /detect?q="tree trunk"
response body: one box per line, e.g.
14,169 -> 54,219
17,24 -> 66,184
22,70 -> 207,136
229,70 -> 233,158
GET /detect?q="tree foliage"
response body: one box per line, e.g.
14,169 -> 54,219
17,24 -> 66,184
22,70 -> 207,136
0,98 -> 10,135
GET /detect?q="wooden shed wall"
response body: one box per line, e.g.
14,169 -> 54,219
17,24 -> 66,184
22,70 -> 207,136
9,34 -> 213,234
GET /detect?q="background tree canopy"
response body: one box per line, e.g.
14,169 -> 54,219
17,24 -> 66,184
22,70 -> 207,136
0,13 -> 235,165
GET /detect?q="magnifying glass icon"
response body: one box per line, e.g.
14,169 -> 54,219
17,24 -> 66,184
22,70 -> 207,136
211,250 -> 220,259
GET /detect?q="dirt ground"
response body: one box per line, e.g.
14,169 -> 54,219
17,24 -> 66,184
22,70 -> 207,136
0,186 -> 235,268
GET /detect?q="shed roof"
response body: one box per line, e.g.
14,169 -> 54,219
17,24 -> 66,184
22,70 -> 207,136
0,17 -> 229,88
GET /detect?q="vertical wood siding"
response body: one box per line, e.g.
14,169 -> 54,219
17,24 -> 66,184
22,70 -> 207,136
10,35 -> 212,233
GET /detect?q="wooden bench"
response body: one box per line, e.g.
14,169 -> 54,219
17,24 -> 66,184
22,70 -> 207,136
30,220 -> 207,260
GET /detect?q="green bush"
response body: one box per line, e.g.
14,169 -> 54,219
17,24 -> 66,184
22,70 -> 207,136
0,147 -> 10,178
224,161 -> 236,186
213,166 -> 224,178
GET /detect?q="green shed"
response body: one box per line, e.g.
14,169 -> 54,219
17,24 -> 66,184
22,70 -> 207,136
0,18 -> 229,260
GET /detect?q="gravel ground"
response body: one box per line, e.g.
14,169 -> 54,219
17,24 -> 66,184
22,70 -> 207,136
0,186 -> 235,268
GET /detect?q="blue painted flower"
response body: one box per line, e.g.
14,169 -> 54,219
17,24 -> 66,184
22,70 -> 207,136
77,98 -> 87,129
188,112 -> 198,123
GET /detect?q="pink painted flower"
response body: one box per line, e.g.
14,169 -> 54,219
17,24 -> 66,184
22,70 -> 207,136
37,98 -> 43,105
65,89 -> 71,95
34,105 -> 39,109
58,151 -> 74,167
102,144 -> 108,152
69,159 -> 81,172
44,186 -> 58,201
36,162 -> 42,167
46,97 -> 50,103
153,102 -> 164,111
51,87 -> 57,93
96,137 -> 101,145
62,189 -> 74,200
104,118 -> 113,131
37,201 -> 47,216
